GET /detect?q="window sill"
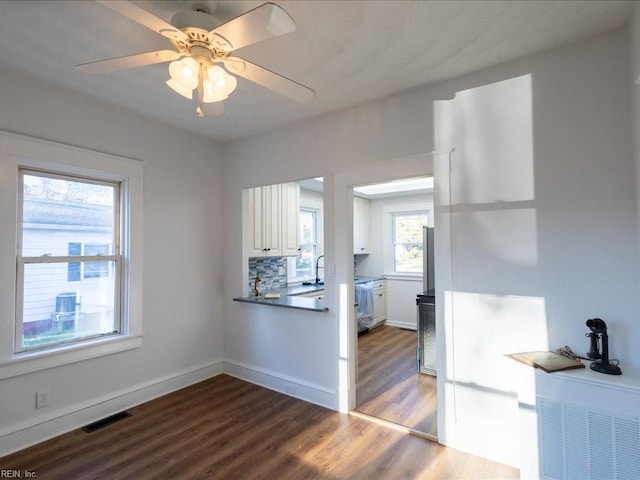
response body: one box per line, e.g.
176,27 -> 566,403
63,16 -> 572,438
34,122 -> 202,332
0,334 -> 143,380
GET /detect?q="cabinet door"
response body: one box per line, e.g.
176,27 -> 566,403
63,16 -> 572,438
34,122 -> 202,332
353,196 -> 370,254
374,280 -> 387,322
248,187 -> 265,256
281,182 -> 301,256
248,185 -> 281,256
263,185 -> 282,256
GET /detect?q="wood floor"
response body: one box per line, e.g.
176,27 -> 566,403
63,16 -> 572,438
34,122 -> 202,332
356,325 -> 437,435
2,374 -> 519,479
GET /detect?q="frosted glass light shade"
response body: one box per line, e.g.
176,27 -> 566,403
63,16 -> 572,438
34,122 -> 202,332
166,57 -> 200,98
166,78 -> 193,99
202,65 -> 237,103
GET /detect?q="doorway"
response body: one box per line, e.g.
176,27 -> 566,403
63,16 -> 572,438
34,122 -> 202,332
349,175 -> 437,437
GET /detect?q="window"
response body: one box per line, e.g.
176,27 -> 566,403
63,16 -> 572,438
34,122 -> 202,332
288,208 -> 318,281
392,212 -> 428,273
16,169 -> 122,352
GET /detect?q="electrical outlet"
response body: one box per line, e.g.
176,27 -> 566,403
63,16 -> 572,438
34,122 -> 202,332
36,389 -> 50,409
284,384 -> 296,395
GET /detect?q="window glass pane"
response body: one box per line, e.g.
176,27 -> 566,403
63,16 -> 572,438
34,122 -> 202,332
393,213 -> 427,273
295,244 -> 315,278
394,214 -> 426,244
68,243 -> 82,281
22,174 -> 115,256
21,261 -> 117,350
394,243 -> 423,272
289,208 -> 318,281
300,211 -> 315,244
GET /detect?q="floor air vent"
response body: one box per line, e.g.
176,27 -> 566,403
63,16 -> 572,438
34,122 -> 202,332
82,411 -> 132,433
538,398 -> 640,480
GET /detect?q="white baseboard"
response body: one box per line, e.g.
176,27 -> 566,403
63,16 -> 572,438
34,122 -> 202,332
385,319 -> 417,330
0,359 -> 223,458
223,360 -> 337,410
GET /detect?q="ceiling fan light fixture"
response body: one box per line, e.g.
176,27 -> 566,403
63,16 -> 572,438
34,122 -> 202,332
202,65 -> 237,102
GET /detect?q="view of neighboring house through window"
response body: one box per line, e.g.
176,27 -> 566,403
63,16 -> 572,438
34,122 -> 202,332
16,169 -> 122,352
392,212 -> 428,273
288,208 -> 317,282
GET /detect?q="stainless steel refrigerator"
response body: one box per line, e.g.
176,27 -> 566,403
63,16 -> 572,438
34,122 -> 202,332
416,226 -> 436,375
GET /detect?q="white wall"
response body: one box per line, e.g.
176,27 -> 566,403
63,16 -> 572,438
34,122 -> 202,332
223,26 -> 638,468
0,69 -> 225,455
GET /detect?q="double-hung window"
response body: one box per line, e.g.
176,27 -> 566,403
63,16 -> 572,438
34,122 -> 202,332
392,211 -> 428,273
16,169 -> 122,352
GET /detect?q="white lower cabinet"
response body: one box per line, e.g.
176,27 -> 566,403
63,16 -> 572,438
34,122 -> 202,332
373,280 -> 387,323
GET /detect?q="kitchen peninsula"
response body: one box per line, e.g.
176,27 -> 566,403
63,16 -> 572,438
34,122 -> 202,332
233,282 -> 328,312
233,276 -> 384,313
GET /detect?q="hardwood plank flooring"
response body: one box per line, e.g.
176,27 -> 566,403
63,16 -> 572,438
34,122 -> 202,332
356,325 -> 437,435
1,374 -> 519,479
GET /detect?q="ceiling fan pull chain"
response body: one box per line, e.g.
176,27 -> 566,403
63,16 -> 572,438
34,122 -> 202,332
196,67 -> 205,118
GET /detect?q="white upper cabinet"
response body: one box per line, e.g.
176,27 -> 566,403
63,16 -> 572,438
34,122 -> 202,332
248,183 -> 300,257
281,182 -> 301,256
353,196 -> 370,254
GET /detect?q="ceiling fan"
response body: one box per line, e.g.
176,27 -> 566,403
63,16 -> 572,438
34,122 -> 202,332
77,1 -> 315,117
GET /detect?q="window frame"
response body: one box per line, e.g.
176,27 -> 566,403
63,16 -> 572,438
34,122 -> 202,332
0,130 -> 144,379
382,202 -> 431,278
391,211 -> 429,274
15,168 -> 123,353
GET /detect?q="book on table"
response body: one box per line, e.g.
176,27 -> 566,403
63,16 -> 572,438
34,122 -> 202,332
506,351 -> 585,373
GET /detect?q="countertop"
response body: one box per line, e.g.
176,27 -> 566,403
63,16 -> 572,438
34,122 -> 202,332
233,275 -> 385,312
233,283 -> 326,312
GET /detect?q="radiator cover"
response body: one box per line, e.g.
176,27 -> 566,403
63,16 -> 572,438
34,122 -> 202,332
538,397 -> 640,480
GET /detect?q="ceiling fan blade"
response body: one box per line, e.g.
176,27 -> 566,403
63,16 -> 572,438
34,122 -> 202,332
209,2 -> 296,52
95,0 -> 188,42
76,50 -> 181,74
224,57 -> 315,104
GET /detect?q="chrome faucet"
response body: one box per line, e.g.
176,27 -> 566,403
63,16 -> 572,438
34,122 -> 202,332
315,255 -> 325,284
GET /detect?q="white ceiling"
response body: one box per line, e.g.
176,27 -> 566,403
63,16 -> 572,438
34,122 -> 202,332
0,1 -> 633,143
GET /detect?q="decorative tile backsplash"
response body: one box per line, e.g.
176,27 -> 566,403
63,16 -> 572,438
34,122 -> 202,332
248,257 -> 287,290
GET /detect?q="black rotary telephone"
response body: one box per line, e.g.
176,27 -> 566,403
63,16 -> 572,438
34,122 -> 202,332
586,318 -> 622,375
